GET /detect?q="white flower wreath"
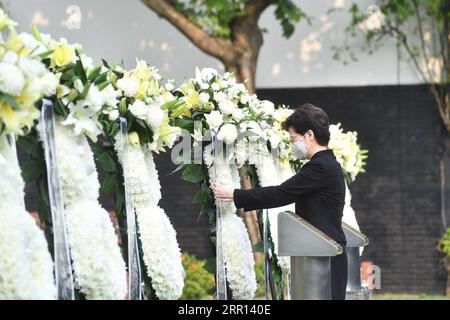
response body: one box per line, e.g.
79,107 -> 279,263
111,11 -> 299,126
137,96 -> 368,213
0,135 -> 56,299
115,138 -> 184,300
47,120 -> 127,299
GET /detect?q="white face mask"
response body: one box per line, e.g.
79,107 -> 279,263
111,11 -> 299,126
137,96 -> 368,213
291,133 -> 309,160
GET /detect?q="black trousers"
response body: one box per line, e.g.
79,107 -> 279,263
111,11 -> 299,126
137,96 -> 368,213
330,246 -> 348,300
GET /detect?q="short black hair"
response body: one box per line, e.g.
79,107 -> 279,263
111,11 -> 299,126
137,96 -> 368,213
283,103 -> 330,146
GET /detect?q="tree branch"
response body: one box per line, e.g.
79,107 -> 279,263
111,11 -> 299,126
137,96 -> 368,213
244,0 -> 273,19
141,0 -> 237,62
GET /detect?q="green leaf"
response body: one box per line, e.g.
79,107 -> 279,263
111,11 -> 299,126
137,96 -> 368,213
21,159 -> 43,182
174,117 -> 194,132
0,92 -> 19,110
36,49 -> 54,60
78,82 -> 91,100
192,188 -> 209,204
88,66 -> 102,81
17,136 -> 41,157
74,51 -> 88,84
100,174 -> 118,194
97,151 -> 117,172
31,25 -> 42,41
181,164 -> 204,183
161,100 -> 185,110
203,257 -> 216,274
252,241 -> 264,253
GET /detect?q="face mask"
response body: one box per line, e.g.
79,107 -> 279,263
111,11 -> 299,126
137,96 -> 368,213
291,134 -> 309,160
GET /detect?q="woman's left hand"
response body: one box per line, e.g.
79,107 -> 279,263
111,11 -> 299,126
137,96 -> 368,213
211,183 -> 234,202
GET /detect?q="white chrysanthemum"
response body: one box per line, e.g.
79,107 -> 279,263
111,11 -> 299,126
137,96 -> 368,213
0,62 -> 25,96
115,140 -> 184,299
0,135 -> 56,300
217,123 -> 238,145
18,57 -> 47,77
40,72 -> 59,96
46,121 -> 127,299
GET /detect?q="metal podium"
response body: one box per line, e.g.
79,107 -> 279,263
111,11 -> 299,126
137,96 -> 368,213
278,211 -> 343,300
342,222 -> 370,300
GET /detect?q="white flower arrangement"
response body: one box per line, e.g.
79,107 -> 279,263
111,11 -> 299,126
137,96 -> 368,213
43,120 -> 127,299
0,11 -> 58,135
103,59 -> 181,153
204,146 -> 257,300
115,135 -> 184,300
0,135 -> 56,299
328,123 -> 368,182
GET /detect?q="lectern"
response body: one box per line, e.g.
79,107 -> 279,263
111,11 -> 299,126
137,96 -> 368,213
278,211 -> 343,300
342,222 -> 369,300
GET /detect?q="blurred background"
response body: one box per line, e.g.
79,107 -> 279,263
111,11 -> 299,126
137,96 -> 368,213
5,0 -> 450,298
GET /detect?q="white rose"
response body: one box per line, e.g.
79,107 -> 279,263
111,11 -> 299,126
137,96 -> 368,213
0,62 -> 25,96
146,106 -> 165,129
218,100 -> 237,115
214,91 -> 227,103
117,76 -> 139,97
129,100 -> 148,119
240,94 -> 250,105
204,110 -> 223,129
261,100 -> 275,115
236,83 -> 246,92
211,83 -> 220,91
199,92 -> 210,104
217,123 -> 238,144
232,108 -> 244,122
200,68 -> 218,81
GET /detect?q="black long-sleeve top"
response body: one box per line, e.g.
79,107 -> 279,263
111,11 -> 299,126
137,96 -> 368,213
234,149 -> 347,244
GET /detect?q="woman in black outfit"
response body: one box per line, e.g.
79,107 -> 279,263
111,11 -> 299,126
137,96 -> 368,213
212,103 -> 348,300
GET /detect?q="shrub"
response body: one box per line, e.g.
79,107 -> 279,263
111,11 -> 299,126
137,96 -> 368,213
181,252 -> 215,300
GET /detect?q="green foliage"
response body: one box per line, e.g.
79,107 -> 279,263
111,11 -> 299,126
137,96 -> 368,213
181,252 -> 216,300
334,0 -> 450,69
254,258 -> 265,299
438,227 -> 450,256
169,0 -> 309,39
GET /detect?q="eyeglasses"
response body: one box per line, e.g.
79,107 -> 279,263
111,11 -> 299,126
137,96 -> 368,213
290,132 -> 309,144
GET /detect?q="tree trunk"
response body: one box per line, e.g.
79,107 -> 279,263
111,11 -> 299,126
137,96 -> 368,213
222,22 -> 264,261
